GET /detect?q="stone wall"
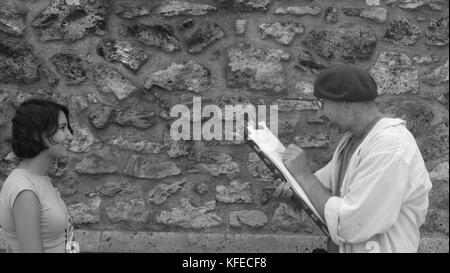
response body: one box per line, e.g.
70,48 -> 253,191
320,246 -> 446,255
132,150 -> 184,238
0,0 -> 448,252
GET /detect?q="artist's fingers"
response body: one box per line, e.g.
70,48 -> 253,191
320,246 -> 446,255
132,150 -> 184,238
286,188 -> 293,199
281,181 -> 291,199
271,178 -> 281,189
282,149 -> 294,162
247,109 -> 257,123
273,182 -> 284,198
287,143 -> 301,151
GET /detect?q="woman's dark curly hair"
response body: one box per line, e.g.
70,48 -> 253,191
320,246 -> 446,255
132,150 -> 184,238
11,99 -> 73,159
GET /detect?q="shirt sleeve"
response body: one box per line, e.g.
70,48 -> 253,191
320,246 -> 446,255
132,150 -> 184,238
324,147 -> 409,245
5,175 -> 40,211
314,160 -> 333,191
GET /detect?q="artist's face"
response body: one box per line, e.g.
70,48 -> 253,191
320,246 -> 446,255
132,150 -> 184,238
43,111 -> 73,159
319,100 -> 351,133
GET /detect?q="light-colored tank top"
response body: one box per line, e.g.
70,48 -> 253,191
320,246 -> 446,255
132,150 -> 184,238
0,168 -> 69,253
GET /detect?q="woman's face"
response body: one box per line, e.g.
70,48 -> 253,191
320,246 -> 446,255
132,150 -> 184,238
43,111 -> 73,159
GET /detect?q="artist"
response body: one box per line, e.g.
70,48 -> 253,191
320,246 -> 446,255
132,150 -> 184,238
274,64 -> 432,253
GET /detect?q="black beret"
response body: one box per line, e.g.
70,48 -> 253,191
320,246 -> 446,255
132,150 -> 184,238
313,64 -> 378,102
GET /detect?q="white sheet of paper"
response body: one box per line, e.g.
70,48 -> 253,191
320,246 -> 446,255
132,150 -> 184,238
247,119 -> 325,223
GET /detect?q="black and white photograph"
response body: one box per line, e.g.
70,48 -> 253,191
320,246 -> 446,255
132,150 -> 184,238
0,0 -> 448,261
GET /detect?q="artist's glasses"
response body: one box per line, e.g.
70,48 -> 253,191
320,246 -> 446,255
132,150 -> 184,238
313,99 -> 323,110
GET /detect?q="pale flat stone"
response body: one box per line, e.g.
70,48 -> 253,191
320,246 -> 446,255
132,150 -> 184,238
93,64 -> 138,101
259,22 -> 305,45
236,19 -> 247,34
360,6 -> 388,23
148,180 -> 186,205
156,198 -> 222,229
422,59 -> 449,86
156,1 -> 216,17
144,61 -> 210,93
294,81 -> 315,100
275,6 -> 321,16
230,210 -> 268,228
366,0 -> 380,5
216,180 -> 253,204
123,155 -> 181,179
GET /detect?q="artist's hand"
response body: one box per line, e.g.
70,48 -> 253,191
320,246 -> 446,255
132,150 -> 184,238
272,179 -> 293,199
282,144 -> 314,180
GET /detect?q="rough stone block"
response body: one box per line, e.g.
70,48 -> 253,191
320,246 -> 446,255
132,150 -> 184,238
144,61 -> 210,93
113,4 -> 150,19
68,121 -> 102,153
384,17 -> 421,46
275,6 -> 321,16
75,154 -> 118,175
93,64 -> 138,100
226,43 -> 288,93
259,22 -> 305,45
216,180 -> 253,204
0,34 -> 40,84
370,51 -> 418,95
0,2 -> 27,36
97,39 -> 148,71
126,24 -> 180,52
296,50 -> 329,74
51,53 -> 87,85
293,134 -> 330,148
270,203 -> 303,232
217,0 -> 271,12
157,1 -> 216,17
68,197 -> 102,224
89,105 -> 114,129
105,199 -> 149,225
360,6 -> 388,23
32,0 -> 107,42
422,59 -> 449,86
247,152 -> 276,180
235,19 -> 247,34
156,198 -> 222,229
186,22 -> 225,54
379,99 -> 433,136
303,23 -> 377,63
148,180 -> 186,205
112,108 -> 157,130
96,179 -> 132,198
324,7 -> 338,24
425,16 -> 449,46
123,155 -> 181,179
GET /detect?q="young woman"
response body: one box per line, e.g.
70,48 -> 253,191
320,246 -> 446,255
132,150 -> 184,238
0,99 -> 78,253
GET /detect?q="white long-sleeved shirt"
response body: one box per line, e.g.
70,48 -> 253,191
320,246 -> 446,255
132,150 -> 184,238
315,118 -> 432,253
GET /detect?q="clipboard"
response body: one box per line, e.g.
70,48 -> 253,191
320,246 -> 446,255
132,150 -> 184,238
243,114 -> 331,239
